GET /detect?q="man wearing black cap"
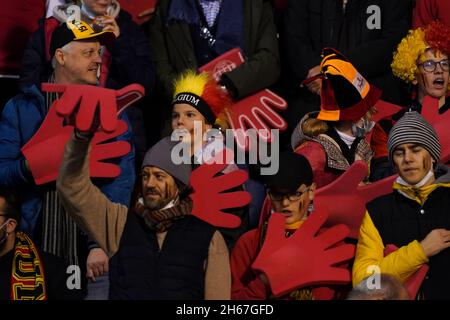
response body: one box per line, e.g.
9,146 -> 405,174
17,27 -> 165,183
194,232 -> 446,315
56,134 -> 231,299
231,152 -> 323,299
0,20 -> 135,299
353,112 -> 450,299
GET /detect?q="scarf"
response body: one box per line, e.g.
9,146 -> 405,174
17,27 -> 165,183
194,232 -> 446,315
133,196 -> 193,232
11,232 -> 47,300
167,0 -> 244,55
393,170 -> 450,206
41,76 -> 80,266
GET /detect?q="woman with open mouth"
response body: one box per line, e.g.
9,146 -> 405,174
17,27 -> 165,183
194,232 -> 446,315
370,21 -> 450,181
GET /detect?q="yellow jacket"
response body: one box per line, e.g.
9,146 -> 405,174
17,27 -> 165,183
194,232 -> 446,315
352,211 -> 429,286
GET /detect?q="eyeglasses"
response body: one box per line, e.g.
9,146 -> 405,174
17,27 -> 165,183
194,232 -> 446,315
418,59 -> 449,73
268,188 -> 310,202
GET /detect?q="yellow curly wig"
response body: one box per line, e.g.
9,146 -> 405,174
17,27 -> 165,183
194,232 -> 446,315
392,21 -> 450,85
391,28 -> 427,83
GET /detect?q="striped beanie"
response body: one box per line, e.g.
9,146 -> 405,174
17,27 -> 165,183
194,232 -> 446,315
388,111 -> 441,163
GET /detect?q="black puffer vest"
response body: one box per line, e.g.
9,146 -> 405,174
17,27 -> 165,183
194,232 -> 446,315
367,187 -> 450,299
109,213 -> 216,300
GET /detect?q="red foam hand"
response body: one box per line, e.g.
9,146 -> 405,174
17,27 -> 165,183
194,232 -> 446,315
89,120 -> 131,178
384,244 -> 429,300
189,149 -> 251,228
21,99 -> 132,185
252,210 -> 355,297
21,102 -> 72,185
315,161 -> 396,239
225,90 -> 287,151
421,95 -> 450,163
198,48 -> 245,81
41,83 -> 144,133
367,99 -> 403,142
372,99 -> 403,123
199,49 -> 288,151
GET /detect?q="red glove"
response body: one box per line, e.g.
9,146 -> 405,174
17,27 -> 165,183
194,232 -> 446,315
315,161 -> 396,238
199,48 -> 245,82
199,48 -> 288,151
21,84 -> 138,185
41,83 -> 144,133
225,90 -> 287,151
252,210 -> 355,297
421,95 -> 450,163
189,149 -> 251,228
21,102 -> 130,184
384,244 -> 429,300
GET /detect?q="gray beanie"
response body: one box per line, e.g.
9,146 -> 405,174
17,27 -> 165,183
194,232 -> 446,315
141,137 -> 191,185
388,111 -> 441,163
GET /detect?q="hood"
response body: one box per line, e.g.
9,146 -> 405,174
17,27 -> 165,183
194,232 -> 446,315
290,111 -> 324,150
53,0 -> 120,23
434,164 -> 450,184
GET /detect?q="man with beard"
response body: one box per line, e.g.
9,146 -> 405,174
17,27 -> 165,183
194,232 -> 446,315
0,20 -> 135,299
0,188 -> 80,300
57,135 -> 231,299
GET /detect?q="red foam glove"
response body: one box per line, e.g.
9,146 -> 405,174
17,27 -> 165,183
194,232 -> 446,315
367,99 -> 403,142
225,90 -> 287,151
21,83 -> 142,185
384,244 -> 429,300
21,100 -> 130,184
421,95 -> 450,163
315,161 -> 396,238
41,83 -> 144,133
199,48 -> 288,151
189,149 -> 251,228
199,47 -> 245,81
252,210 -> 355,297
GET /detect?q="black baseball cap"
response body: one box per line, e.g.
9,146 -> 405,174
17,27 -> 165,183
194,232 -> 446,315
50,20 -> 115,57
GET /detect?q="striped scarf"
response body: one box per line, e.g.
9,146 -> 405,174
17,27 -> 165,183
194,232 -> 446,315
40,75 -> 79,266
133,197 -> 193,232
11,232 -> 47,300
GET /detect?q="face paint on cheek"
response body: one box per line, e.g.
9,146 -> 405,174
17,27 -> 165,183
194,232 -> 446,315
420,73 -> 429,90
423,154 -> 433,171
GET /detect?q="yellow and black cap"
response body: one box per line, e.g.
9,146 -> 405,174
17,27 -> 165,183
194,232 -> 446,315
50,20 -> 115,57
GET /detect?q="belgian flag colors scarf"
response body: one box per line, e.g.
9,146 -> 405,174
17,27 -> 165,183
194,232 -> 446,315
10,232 -> 47,300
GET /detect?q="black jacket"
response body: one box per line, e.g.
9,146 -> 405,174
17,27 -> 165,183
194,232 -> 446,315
0,246 -> 82,300
283,0 -> 413,104
367,166 -> 450,299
